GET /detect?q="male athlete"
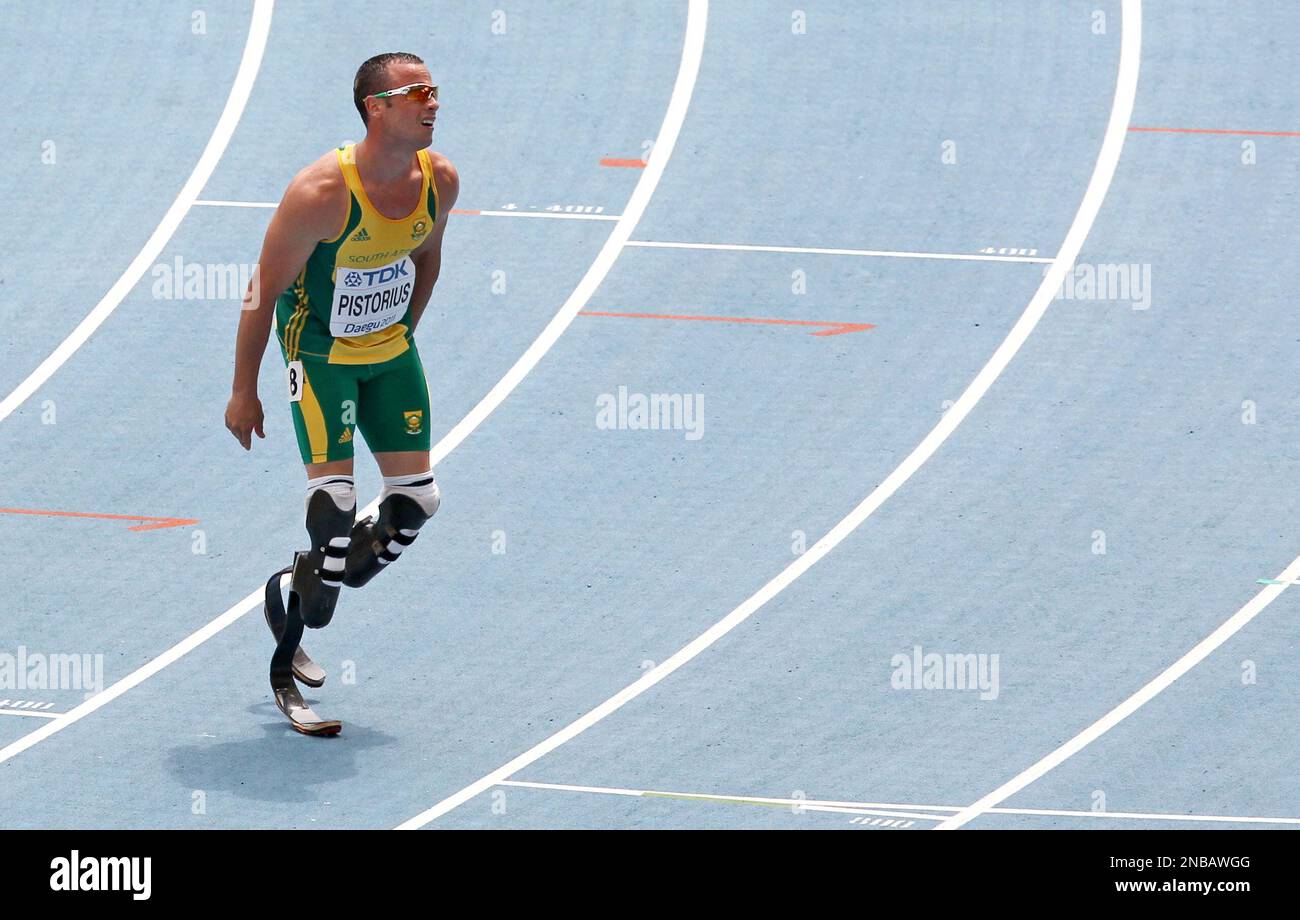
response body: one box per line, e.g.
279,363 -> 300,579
224,52 -> 459,734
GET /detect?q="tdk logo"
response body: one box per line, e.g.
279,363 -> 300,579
359,262 -> 409,285
343,271 -> 363,287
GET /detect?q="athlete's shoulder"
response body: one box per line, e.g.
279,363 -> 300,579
277,150 -> 349,240
424,149 -> 459,211
286,149 -> 348,207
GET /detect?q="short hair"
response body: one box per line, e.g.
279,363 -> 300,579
353,52 -> 425,125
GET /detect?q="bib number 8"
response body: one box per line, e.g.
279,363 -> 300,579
287,360 -> 304,403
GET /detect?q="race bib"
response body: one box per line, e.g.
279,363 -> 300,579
286,360 -> 304,402
330,256 -> 415,338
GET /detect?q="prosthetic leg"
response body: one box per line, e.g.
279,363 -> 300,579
267,487 -> 354,736
263,565 -> 325,688
344,476 -> 440,588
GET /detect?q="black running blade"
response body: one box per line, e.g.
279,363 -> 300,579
264,565 -> 326,687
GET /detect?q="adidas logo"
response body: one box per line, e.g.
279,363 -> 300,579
338,428 -> 352,444
350,227 -> 371,242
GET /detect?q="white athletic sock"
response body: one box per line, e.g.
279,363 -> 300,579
305,474 -> 357,514
379,469 -> 440,516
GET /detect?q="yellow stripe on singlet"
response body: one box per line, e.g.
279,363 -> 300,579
286,271 -> 309,361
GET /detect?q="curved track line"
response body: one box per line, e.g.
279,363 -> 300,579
396,0 -> 1140,830
0,0 -> 708,770
0,0 -> 275,425
938,556 -> 1300,828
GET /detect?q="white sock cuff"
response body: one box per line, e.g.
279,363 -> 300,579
381,470 -> 435,488
306,474 -> 356,512
379,470 -> 439,516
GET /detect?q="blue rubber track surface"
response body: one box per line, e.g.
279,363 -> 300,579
0,1 -> 1295,830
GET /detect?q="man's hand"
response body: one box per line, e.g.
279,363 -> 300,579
225,391 -> 266,450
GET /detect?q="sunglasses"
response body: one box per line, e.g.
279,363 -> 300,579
371,82 -> 439,104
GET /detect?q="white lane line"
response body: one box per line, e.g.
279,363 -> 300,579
193,199 -> 277,208
194,201 -> 623,221
198,202 -> 1039,254
500,780 -> 1300,826
472,209 -> 620,221
938,559 -> 1296,829
0,0 -> 706,770
625,240 -> 1052,263
984,807 -> 1300,826
0,709 -> 63,720
397,0 -> 1139,831
0,0 -> 275,426
502,779 -> 947,811
500,781 -> 941,822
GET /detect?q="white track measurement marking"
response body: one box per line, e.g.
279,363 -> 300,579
0,1 -> 275,425
500,780 -> 1300,826
473,209 -> 619,221
192,199 -> 278,208
625,240 -> 1052,263
198,203 -> 1044,253
0,0 -> 707,769
500,781 -> 940,822
0,709 -> 63,720
938,555 -> 1296,829
974,806 -> 1300,826
397,0 -> 1140,830
195,201 -> 622,221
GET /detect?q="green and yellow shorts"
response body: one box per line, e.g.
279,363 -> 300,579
281,345 -> 431,465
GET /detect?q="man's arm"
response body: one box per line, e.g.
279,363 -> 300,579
408,154 -> 460,332
225,162 -> 345,450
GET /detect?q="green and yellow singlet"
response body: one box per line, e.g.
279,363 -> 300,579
276,144 -> 439,365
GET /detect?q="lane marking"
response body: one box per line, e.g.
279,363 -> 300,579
1255,578 -> 1298,586
499,781 -> 939,822
192,198 -> 276,208
0,709 -> 63,721
194,201 -> 622,221
579,310 -> 874,336
397,0 -> 1139,830
499,780 -> 1300,826
469,209 -> 620,221
640,793 -> 932,821
0,1 -> 275,426
939,552 -> 1296,829
0,507 -> 198,532
196,202 -> 1045,250
601,157 -> 647,168
625,239 -> 1052,263
0,0 -> 707,770
976,806 -> 1300,826
1129,126 -> 1300,137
